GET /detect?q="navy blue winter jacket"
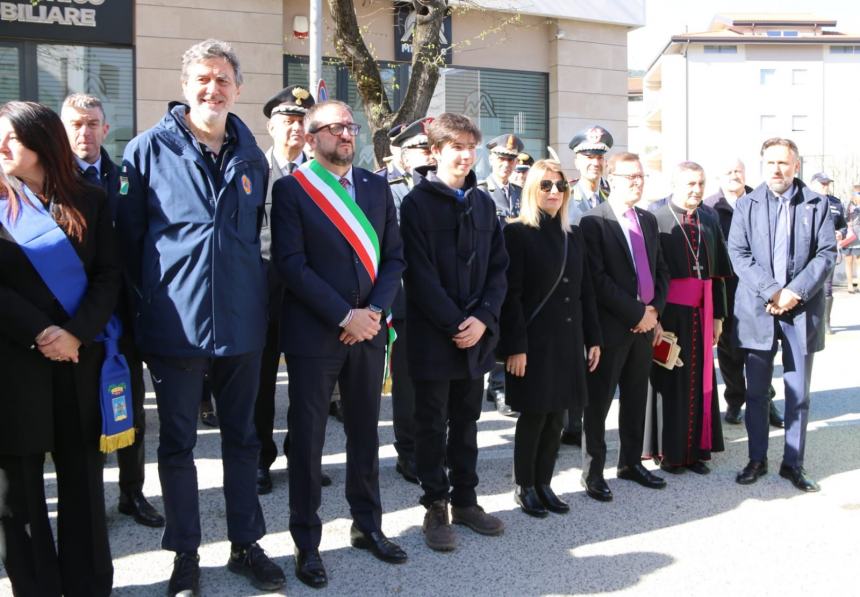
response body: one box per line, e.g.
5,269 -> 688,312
118,103 -> 268,357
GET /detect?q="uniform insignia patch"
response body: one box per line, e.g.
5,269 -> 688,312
241,174 -> 252,195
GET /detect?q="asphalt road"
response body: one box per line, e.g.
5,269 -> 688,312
3,288 -> 859,596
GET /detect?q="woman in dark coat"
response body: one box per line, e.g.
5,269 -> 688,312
0,101 -> 119,596
498,159 -> 602,517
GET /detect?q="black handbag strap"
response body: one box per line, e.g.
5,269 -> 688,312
525,233 -> 568,326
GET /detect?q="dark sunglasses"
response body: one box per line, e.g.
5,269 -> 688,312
539,179 -> 569,192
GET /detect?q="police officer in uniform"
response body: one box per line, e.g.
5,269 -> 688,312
510,152 -> 533,188
561,125 -> 613,446
383,118 -> 435,483
255,85 -> 336,494
568,126 -> 613,226
808,172 -> 847,335
479,133 -> 524,416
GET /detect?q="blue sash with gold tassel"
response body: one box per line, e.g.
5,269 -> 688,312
0,186 -> 134,453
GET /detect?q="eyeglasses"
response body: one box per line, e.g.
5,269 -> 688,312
310,122 -> 361,137
539,179 -> 569,192
612,173 -> 645,183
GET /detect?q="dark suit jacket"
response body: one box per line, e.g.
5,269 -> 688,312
479,176 -> 521,223
0,188 -> 121,454
580,201 -> 670,347
727,179 -> 837,354
271,166 -> 405,358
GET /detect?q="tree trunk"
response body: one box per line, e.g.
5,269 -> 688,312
328,0 -> 447,168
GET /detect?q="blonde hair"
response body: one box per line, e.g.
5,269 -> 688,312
511,159 -> 571,232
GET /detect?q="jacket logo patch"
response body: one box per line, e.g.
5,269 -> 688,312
241,174 -> 252,195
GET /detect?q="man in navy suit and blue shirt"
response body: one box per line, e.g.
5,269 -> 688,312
728,137 -> 836,492
271,99 -> 407,587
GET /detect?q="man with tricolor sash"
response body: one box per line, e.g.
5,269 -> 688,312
271,99 -> 407,587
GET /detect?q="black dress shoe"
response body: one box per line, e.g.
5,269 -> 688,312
559,430 -> 582,447
295,548 -> 328,588
321,472 -> 332,487
724,404 -> 743,424
617,463 -> 667,489
514,486 -> 549,518
779,465 -> 820,492
396,456 -> 419,484
168,551 -> 200,596
535,484 -> 570,514
227,542 -> 286,591
686,461 -> 711,475
769,400 -> 784,428
349,524 -> 408,564
256,468 -> 273,495
119,491 -> 165,528
580,476 -> 613,502
736,459 -> 768,485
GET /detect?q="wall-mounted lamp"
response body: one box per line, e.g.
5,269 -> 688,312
294,15 -> 309,40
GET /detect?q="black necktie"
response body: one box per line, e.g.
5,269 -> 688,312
288,162 -> 297,174
83,166 -> 100,185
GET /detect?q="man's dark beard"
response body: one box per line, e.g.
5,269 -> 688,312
318,144 -> 354,167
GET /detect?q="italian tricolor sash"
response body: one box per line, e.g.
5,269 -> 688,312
293,160 -> 380,282
293,160 -> 397,373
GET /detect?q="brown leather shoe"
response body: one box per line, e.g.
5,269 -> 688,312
451,504 -> 505,536
423,500 -> 456,552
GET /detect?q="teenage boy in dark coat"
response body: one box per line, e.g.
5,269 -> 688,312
400,113 -> 509,552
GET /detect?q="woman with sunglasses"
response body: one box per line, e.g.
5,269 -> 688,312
0,101 -> 119,596
498,159 -> 602,517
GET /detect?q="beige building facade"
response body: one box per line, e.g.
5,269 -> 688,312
633,14 -> 860,199
1,0 -> 644,172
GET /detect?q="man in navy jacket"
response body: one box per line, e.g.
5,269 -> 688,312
728,138 -> 836,493
118,39 -> 284,594
271,100 -> 407,588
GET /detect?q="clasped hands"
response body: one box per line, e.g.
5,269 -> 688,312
36,325 -> 81,363
339,308 -> 382,345
452,316 -> 486,350
767,288 -> 800,316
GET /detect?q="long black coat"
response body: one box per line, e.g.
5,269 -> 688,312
498,215 -> 602,413
0,188 -> 120,455
400,166 -> 508,380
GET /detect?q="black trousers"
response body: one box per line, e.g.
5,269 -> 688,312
514,411 -> 564,487
147,352 -> 266,553
716,316 -> 747,409
255,295 -> 288,470
413,377 -> 484,508
287,344 -> 385,550
0,365 -> 112,597
390,318 -> 415,460
583,333 -> 652,480
116,339 -> 147,496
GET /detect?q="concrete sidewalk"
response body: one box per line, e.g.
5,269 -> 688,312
3,289 -> 859,596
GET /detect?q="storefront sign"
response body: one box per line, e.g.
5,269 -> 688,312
0,0 -> 133,45
394,2 -> 452,64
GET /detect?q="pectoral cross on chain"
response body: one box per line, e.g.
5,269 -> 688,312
692,263 -> 704,278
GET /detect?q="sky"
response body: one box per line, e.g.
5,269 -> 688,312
627,0 -> 860,71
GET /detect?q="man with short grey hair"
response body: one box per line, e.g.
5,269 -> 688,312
60,93 -> 165,530
118,39 -> 285,595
